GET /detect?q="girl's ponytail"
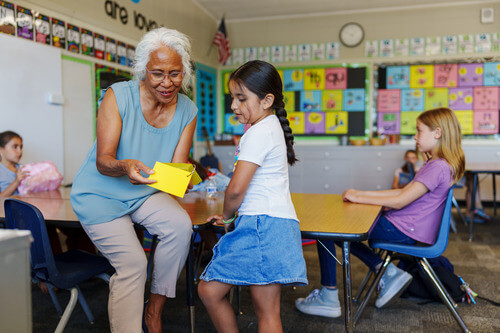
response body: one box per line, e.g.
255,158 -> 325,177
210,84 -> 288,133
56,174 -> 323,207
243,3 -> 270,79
274,101 -> 297,166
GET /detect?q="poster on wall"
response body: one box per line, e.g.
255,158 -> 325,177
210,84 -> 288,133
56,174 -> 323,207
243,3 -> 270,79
284,45 -> 297,62
94,33 -> 105,59
66,24 -> 80,53
106,37 -> 117,62
34,12 -> 50,45
492,33 -> 500,52
117,41 -> 127,66
475,33 -> 491,53
271,45 -> 283,63
312,43 -> 325,61
379,39 -> 394,57
231,48 -> 244,65
51,17 -> 65,49
325,42 -> 339,60
127,45 -> 135,67
442,35 -> 458,55
394,39 -> 409,57
16,6 -> 33,40
425,37 -> 441,55
244,47 -> 257,62
364,40 -> 378,57
0,1 -> 15,36
377,62 -> 500,136
222,64 -> 368,137
298,44 -> 311,62
81,28 -> 93,56
257,46 -> 270,62
458,34 -> 474,53
410,37 -> 425,56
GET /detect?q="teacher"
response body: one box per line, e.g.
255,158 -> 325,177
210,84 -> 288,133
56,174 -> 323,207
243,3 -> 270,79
70,28 -> 197,333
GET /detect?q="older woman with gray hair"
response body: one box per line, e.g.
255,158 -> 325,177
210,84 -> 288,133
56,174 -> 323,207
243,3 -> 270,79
70,27 -> 197,333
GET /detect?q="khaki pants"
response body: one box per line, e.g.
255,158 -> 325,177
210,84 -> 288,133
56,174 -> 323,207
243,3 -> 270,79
82,192 -> 192,333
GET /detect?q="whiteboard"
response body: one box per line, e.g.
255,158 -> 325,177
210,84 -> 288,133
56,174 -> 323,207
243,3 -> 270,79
0,33 -> 64,174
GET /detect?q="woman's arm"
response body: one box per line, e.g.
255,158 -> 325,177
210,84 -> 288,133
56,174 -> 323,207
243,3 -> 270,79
343,181 -> 428,210
171,116 -> 197,163
222,160 -> 259,220
95,89 -> 155,184
0,167 -> 28,197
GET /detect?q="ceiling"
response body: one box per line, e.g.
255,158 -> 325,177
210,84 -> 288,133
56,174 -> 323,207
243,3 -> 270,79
193,0 -> 493,22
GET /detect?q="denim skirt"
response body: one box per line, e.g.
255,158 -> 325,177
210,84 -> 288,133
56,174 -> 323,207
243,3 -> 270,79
200,215 -> 308,286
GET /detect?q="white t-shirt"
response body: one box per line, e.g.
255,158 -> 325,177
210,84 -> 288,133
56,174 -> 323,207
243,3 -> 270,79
236,115 -> 298,221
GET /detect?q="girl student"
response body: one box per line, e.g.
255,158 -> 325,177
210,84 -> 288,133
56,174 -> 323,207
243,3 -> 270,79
391,149 -> 421,189
198,60 -> 307,332
0,131 -> 29,197
296,107 -> 465,317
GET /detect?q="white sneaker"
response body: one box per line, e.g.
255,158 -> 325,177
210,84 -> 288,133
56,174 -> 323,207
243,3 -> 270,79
375,263 -> 413,308
295,287 -> 341,318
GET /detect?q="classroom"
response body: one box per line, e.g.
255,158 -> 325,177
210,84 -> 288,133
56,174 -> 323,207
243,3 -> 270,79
0,0 -> 499,332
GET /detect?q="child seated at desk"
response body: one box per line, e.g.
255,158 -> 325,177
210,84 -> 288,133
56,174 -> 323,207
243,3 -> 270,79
296,107 -> 465,317
391,149 -> 422,189
0,131 -> 29,197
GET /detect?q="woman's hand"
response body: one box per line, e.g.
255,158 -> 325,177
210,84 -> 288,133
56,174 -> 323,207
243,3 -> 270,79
122,159 -> 157,185
342,189 -> 358,202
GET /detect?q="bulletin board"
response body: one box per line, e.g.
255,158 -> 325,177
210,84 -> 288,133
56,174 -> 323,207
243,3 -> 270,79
94,64 -> 132,115
220,64 -> 370,137
195,63 -> 217,141
376,62 -> 500,136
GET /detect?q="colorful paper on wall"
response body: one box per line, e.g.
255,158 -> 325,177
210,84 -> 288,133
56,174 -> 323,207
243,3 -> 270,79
284,45 -> 297,62
81,28 -> 94,56
0,1 -> 15,36
325,112 -> 348,134
473,111 -> 499,134
304,68 -> 325,90
305,112 -> 325,134
454,111 -> 473,134
34,12 -> 50,44
410,37 -> 425,56
271,46 -> 283,63
66,24 -> 80,53
287,112 -> 305,134
147,162 -> 201,198
387,66 -> 410,89
257,46 -> 270,62
379,39 -> 394,57
434,64 -> 458,88
127,45 -> 135,67
377,112 -> 400,134
343,89 -> 365,111
245,47 -> 257,62
425,37 -> 441,55
458,63 -> 483,87
401,89 -> 424,111
117,41 -> 127,65
298,44 -> 311,62
51,17 -> 65,49
106,37 -> 117,62
283,69 -> 304,91
400,112 -> 420,134
325,42 -> 339,60
377,89 -> 401,112
410,65 -> 434,89
321,90 -> 343,110
284,91 -> 295,111
394,39 -> 409,57
325,67 -> 347,90
449,87 -> 473,110
364,40 -> 378,57
424,88 -> 449,109
300,91 -> 322,111
442,35 -> 458,55
312,43 -> 325,61
473,86 -> 499,110
475,33 -> 491,53
483,62 -> 500,86
231,48 -> 244,65
94,33 -> 105,59
16,6 -> 33,40
224,114 -> 244,135
458,34 -> 474,53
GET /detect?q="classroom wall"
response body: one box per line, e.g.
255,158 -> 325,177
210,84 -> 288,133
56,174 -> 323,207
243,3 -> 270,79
226,2 -> 500,61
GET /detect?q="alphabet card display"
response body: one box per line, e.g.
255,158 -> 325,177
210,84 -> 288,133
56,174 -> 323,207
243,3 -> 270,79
16,6 -> 33,40
0,0 -> 15,35
51,17 -> 65,49
221,65 -> 368,136
377,62 -> 500,135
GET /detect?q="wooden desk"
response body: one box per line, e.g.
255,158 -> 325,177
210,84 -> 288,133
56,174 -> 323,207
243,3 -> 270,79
466,163 -> 500,241
292,193 -> 382,333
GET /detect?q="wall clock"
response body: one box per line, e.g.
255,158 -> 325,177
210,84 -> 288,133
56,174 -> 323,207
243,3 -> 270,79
339,22 -> 364,48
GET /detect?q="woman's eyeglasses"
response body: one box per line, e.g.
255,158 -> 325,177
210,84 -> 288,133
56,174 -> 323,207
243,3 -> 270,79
146,68 -> 185,84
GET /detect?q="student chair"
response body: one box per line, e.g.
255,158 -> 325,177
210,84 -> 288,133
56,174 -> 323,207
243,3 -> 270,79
397,162 -> 415,188
4,199 -> 113,333
353,188 -> 469,332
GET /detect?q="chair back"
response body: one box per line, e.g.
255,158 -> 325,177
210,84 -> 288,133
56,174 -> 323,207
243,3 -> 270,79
398,162 -> 416,187
371,187 -> 454,259
4,199 -> 59,282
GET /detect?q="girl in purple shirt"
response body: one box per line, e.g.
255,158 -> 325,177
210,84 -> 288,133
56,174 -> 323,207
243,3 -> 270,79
296,108 -> 465,317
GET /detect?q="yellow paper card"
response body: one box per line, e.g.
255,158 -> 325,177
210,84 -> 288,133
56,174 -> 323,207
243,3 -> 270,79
147,162 -> 202,198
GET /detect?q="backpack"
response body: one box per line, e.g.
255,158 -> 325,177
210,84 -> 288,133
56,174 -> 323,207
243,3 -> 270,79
397,256 -> 466,303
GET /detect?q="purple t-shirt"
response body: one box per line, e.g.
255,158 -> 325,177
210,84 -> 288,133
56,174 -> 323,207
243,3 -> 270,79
384,158 -> 452,244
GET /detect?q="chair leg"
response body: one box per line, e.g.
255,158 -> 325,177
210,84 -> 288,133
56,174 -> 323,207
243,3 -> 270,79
47,283 -> 63,316
96,272 -> 111,284
353,269 -> 374,303
354,252 -> 392,326
452,196 -> 467,226
55,287 -> 78,333
76,286 -> 95,324
450,216 -> 457,234
194,238 -> 206,282
419,258 -> 470,333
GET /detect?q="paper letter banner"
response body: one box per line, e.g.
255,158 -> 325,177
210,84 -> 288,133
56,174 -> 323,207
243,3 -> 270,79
94,33 -> 105,59
283,69 -> 304,91
425,37 -> 441,56
312,43 -> 325,61
410,65 -> 434,89
0,1 -> 15,36
148,162 -> 201,198
459,34 -> 474,53
325,112 -> 348,134
117,41 -> 127,66
305,112 -> 325,134
434,64 -> 458,88
34,13 -> 50,44
106,37 -> 117,62
378,112 -> 400,134
449,88 -> 473,110
365,40 -> 378,57
284,91 -> 296,111
66,24 -> 80,53
81,28 -> 94,56
287,112 -> 305,134
379,39 -> 394,57
51,17 -> 65,49
16,6 -> 33,40
304,68 -> 325,90
387,66 -> 410,89
245,47 -> 257,62
271,46 -> 283,63
298,44 -> 311,62
473,111 -> 499,134
394,39 -> 409,57
483,62 -> 500,86
284,45 -> 297,62
377,89 -> 401,112
325,42 -> 339,60
473,87 -> 499,110
442,35 -> 458,55
410,37 -> 425,56
401,89 -> 424,111
325,67 -> 347,90
475,33 -> 491,53
127,45 -> 135,67
257,46 -> 270,62
322,90 -> 343,111
458,63 -> 483,87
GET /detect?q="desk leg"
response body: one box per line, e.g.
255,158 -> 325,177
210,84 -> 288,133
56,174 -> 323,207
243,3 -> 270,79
186,235 -> 195,333
341,241 -> 353,333
469,174 -> 478,242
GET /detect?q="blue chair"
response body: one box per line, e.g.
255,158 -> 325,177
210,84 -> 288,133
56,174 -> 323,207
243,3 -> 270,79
397,162 -> 415,188
353,188 -> 469,332
4,199 -> 113,333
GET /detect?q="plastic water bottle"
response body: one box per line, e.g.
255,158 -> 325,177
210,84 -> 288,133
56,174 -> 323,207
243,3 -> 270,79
206,176 -> 217,198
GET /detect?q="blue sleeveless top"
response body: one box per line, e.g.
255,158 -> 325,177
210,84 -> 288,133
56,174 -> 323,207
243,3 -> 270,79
70,80 -> 197,225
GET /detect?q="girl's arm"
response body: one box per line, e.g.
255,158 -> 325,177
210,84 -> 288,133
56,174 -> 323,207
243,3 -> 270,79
343,181 -> 428,210
95,89 -> 155,184
222,160 -> 259,220
0,167 -> 29,197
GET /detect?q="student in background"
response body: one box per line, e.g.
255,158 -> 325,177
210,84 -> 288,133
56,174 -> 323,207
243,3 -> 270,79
0,131 -> 29,197
198,60 -> 307,332
296,107 -> 465,317
188,157 -> 230,192
391,149 -> 421,189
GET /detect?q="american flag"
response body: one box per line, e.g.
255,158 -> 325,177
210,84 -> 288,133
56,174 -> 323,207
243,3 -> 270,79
212,18 -> 231,65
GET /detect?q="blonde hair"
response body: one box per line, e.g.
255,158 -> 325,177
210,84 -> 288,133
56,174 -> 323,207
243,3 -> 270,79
417,108 -> 465,184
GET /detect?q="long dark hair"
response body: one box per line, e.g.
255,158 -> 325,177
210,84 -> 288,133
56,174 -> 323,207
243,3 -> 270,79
229,60 -> 297,165
0,131 -> 21,148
